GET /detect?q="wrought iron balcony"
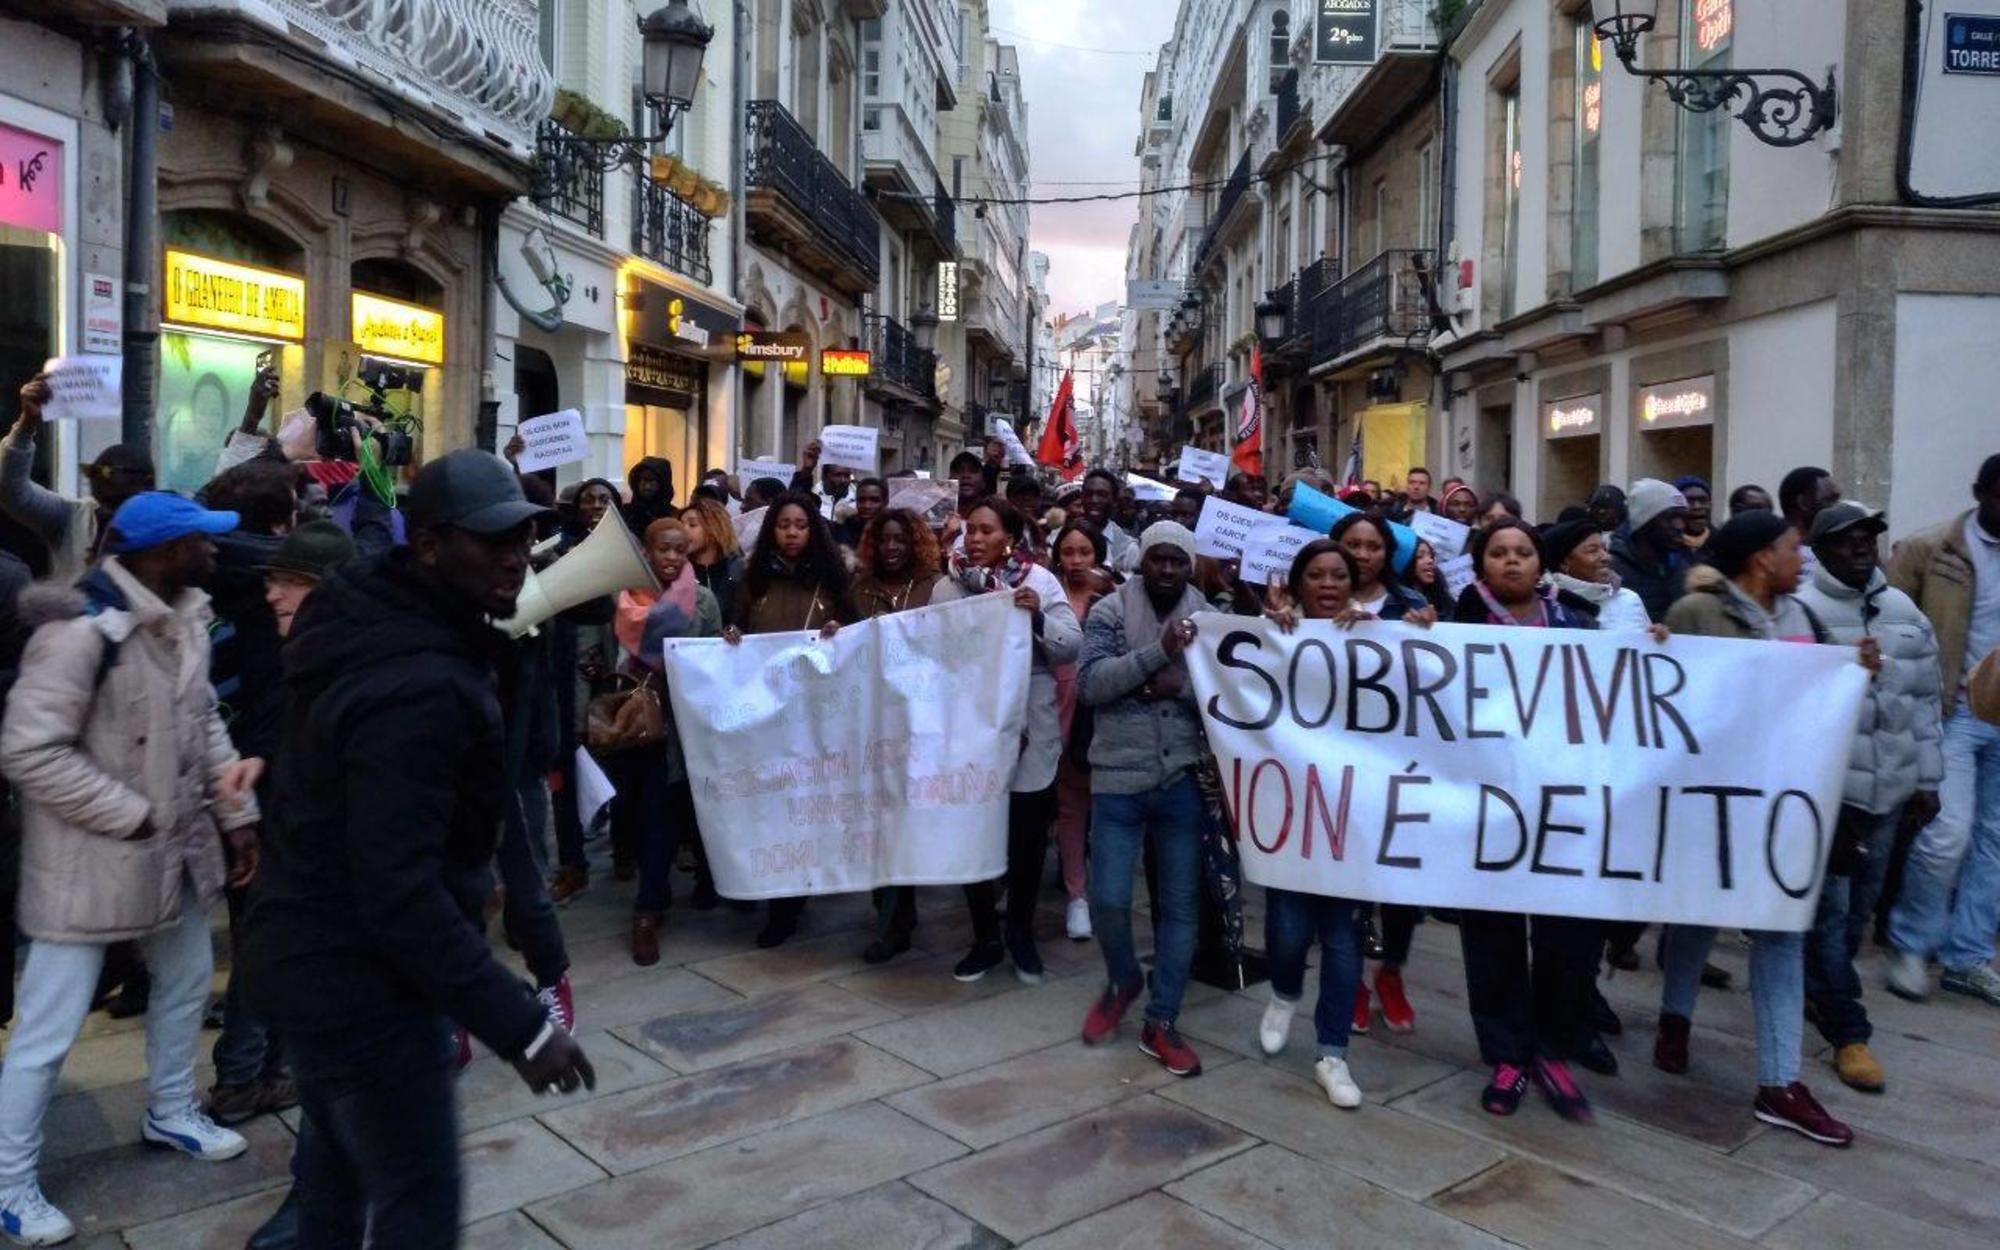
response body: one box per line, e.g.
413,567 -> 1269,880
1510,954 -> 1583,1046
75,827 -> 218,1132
165,0 -> 553,163
1307,250 -> 1434,367
633,179 -> 714,286
933,176 -> 957,256
533,120 -> 605,236
746,99 -> 882,295
864,314 -> 938,404
1274,68 -> 1304,143
1187,362 -> 1221,411
1191,149 -> 1254,278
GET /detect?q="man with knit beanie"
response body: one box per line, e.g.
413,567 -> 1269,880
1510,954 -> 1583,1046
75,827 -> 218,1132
1610,478 -> 1692,622
1076,521 -> 1210,1078
1675,475 -> 1716,562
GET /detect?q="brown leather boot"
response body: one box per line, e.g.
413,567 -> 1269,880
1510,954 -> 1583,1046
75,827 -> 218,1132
631,911 -> 664,966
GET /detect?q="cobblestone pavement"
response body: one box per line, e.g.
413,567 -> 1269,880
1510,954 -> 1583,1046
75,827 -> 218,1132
32,849 -> 2000,1248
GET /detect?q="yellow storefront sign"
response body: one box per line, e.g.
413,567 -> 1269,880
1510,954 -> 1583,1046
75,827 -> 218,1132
163,249 -> 306,341
351,292 -> 445,366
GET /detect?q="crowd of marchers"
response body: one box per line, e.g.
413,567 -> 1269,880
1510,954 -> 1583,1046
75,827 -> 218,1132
0,364 -> 1993,1248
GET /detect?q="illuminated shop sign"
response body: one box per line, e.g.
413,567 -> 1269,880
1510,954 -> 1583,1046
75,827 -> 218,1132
351,292 -> 445,365
1637,375 -> 1716,430
1544,392 -> 1602,438
163,249 -> 306,342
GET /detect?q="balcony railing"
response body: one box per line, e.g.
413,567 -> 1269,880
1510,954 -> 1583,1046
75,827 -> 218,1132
1302,249 -> 1434,366
933,176 -> 957,255
633,179 -> 714,286
747,99 -> 881,287
533,120 -> 604,235
1274,68 -> 1303,141
865,314 -> 938,403
1187,362 -> 1221,411
1191,148 -> 1253,276
168,0 -> 554,160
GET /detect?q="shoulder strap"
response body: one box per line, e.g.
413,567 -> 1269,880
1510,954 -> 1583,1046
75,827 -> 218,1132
76,568 -> 128,692
1796,598 -> 1832,646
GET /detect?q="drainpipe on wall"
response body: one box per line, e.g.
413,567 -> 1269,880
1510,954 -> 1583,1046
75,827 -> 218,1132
120,30 -> 159,453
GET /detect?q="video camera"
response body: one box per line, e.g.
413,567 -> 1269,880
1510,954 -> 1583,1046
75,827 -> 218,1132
304,391 -> 414,466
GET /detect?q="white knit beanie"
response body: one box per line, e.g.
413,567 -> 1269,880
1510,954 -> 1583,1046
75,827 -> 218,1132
1138,520 -> 1197,563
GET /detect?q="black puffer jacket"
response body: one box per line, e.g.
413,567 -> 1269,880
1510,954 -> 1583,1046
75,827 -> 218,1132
243,550 -> 545,1060
206,530 -> 286,764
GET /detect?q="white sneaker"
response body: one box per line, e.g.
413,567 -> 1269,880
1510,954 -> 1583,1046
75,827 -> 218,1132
1066,898 -> 1093,941
0,1182 -> 74,1246
142,1106 -> 247,1162
1884,949 -> 1930,1001
1314,1056 -> 1363,1109
1258,994 -> 1297,1056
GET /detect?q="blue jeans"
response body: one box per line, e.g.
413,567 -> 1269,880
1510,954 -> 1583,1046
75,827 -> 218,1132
1090,773 -> 1201,1026
1264,889 -> 1361,1058
1806,806 -> 1899,1046
288,1016 -> 460,1250
1661,926 -> 1804,1087
1888,707 -> 2000,970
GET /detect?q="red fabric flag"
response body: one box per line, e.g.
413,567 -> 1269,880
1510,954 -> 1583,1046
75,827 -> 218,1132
1037,369 -> 1083,479
1232,344 -> 1264,478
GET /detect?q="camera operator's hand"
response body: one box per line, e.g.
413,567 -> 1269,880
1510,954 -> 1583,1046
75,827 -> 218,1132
512,1027 -> 595,1095
12,375 -> 49,439
241,365 -> 281,433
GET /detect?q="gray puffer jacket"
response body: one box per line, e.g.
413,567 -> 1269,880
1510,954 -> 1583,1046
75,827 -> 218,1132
1795,567 -> 1945,815
1078,580 -> 1208,795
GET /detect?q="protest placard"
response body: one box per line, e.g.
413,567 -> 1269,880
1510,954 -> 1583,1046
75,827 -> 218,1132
573,747 -> 616,829
732,506 -> 768,554
990,417 -> 1035,467
1288,481 -> 1419,573
1193,496 -> 1283,559
515,409 -> 587,472
1126,473 -> 1175,503
1185,617 -> 1869,929
1409,509 -> 1472,560
39,355 -> 122,421
1177,445 -> 1230,489
1238,523 -> 1328,586
818,424 -> 879,472
886,478 -> 958,531
736,457 -> 796,486
664,596 -> 1031,897
1439,553 -> 1476,600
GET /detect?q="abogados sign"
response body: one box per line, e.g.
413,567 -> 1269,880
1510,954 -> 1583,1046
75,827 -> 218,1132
1315,1 -> 1380,66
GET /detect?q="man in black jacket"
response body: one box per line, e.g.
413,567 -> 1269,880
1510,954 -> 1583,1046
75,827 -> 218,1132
245,450 -> 592,1248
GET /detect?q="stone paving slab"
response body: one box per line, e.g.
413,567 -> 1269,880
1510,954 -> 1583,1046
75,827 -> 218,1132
614,981 -> 899,1072
119,1186 -> 287,1250
1014,1192 -> 1278,1249
885,1035 -> 1186,1149
1174,989 -> 1460,1097
1399,1071 -> 1818,1239
1158,1060 -> 1506,1199
537,1036 -> 932,1174
458,1118 -> 608,1225
909,1094 -> 1256,1242
1431,1156 -> 1757,1249
1731,1120 -> 2000,1239
43,1115 -> 294,1241
1757,1191 -> 1994,1250
1804,1058 -> 2000,1162
565,965 -> 742,1035
831,948 -> 1023,1012
855,974 -> 1107,1078
1166,1143 -> 1511,1249
455,1030 -> 672,1134
708,1180 -> 1008,1250
525,1102 -> 966,1250
461,1211 -> 567,1249
689,927 -> 890,995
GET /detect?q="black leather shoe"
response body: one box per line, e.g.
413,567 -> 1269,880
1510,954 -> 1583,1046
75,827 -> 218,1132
245,1188 -> 299,1250
1577,1034 -> 1620,1077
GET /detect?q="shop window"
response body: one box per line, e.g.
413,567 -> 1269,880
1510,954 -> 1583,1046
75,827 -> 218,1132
1676,0 -> 1731,252
1573,23 -> 1604,287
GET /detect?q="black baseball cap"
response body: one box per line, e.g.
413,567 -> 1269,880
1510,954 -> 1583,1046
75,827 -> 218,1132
406,450 -> 550,534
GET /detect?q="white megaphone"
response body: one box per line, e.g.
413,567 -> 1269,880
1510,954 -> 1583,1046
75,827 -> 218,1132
498,513 -> 660,637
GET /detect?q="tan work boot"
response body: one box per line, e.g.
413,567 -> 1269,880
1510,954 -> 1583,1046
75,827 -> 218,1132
1834,1042 -> 1885,1093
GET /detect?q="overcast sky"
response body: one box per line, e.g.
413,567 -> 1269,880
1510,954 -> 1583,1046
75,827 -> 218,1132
990,0 -> 1158,320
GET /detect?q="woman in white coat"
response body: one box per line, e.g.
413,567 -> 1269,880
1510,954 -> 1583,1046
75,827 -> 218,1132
934,495 -> 1081,984
1544,520 -> 1656,633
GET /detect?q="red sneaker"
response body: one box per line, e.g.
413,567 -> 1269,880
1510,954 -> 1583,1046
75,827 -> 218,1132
537,973 -> 575,1033
1481,1063 -> 1529,1115
1138,1021 -> 1203,1077
1654,1013 -> 1691,1075
1352,983 -> 1371,1035
1081,982 -> 1140,1045
1754,1082 -> 1854,1147
1532,1058 -> 1593,1123
1375,967 -> 1416,1033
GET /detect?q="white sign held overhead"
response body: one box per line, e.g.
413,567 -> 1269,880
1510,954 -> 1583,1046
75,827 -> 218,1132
817,424 -> 880,472
1408,510 -> 1472,561
1125,473 -> 1176,503
1177,445 -> 1230,489
736,457 -> 797,486
38,356 -> 122,421
990,417 -> 1034,467
1439,553 -> 1476,601
1238,523 -> 1327,586
664,596 -> 1031,898
515,409 -> 588,473
1187,618 -> 1868,930
885,479 -> 958,530
1193,496 -> 1283,559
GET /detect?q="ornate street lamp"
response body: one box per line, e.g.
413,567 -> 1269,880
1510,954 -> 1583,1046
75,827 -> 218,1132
909,306 -> 940,352
542,1 -> 714,177
1255,299 -> 1286,344
1588,0 -> 1836,148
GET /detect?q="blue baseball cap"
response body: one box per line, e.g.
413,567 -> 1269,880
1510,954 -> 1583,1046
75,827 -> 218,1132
105,492 -> 239,554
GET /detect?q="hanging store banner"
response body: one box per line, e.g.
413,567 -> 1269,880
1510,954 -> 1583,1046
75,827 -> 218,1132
1186,617 -> 1869,930
664,596 -> 1030,899
937,261 -> 960,321
1314,0 -> 1380,66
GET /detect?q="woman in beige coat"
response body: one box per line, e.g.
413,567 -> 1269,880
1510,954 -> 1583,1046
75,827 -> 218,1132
0,494 -> 261,1243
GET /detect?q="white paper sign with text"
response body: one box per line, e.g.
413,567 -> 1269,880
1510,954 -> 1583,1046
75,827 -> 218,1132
39,356 -> 122,421
1238,523 -> 1328,586
1439,553 -> 1476,601
736,457 -> 796,486
1409,510 -> 1472,560
1186,617 -> 1869,929
1194,496 -> 1284,559
990,417 -> 1035,467
1177,445 -> 1230,488
818,424 -> 880,472
664,596 -> 1031,898
515,409 -> 587,472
